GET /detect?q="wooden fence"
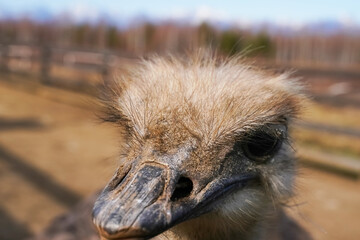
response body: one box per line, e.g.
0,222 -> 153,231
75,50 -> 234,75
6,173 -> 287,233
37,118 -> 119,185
0,42 -> 136,88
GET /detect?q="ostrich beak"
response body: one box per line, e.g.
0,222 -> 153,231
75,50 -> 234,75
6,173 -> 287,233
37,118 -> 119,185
92,162 -> 256,240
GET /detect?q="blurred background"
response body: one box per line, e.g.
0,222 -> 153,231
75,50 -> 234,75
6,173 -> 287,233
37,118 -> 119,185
0,1 -> 359,239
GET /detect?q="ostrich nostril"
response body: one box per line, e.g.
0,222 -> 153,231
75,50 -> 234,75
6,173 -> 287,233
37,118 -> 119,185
107,167 -> 131,191
171,176 -> 193,201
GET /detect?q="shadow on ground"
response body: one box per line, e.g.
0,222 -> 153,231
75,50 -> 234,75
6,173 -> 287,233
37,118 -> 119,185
0,117 -> 45,131
0,117 -> 82,240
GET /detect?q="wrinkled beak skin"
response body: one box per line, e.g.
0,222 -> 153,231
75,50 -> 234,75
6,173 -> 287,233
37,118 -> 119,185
92,145 -> 256,240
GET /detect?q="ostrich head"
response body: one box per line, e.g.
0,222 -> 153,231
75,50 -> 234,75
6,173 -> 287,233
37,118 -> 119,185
92,52 -> 304,240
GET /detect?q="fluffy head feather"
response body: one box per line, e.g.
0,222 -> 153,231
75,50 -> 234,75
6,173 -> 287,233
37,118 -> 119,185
101,51 -> 304,149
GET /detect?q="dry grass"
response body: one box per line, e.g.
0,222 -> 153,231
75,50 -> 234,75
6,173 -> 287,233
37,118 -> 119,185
50,65 -> 103,85
293,128 -> 360,158
294,100 -> 360,159
300,101 -> 360,129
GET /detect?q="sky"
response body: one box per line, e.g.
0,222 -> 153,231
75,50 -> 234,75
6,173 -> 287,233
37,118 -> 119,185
0,0 -> 359,26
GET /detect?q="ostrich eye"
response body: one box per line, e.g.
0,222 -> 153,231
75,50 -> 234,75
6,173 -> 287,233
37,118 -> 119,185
241,129 -> 282,162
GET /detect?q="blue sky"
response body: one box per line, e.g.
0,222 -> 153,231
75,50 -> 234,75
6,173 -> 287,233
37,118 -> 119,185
0,0 -> 359,26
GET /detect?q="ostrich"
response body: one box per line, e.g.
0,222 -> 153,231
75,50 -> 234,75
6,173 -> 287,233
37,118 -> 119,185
31,52 -> 310,240
90,52 -> 311,240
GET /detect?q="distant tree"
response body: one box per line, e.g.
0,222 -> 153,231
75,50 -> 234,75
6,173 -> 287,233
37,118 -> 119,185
144,23 -> 155,51
247,33 -> 274,58
0,21 -> 17,42
106,26 -> 119,48
37,24 -> 54,44
198,22 -> 217,47
73,24 -> 89,46
219,30 -> 242,55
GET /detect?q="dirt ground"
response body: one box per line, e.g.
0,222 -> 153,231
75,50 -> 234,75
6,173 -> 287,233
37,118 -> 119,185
0,78 -> 359,240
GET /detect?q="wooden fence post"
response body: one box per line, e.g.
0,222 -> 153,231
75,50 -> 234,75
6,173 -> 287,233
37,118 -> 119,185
40,45 -> 52,83
0,44 -> 9,72
102,52 -> 111,84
